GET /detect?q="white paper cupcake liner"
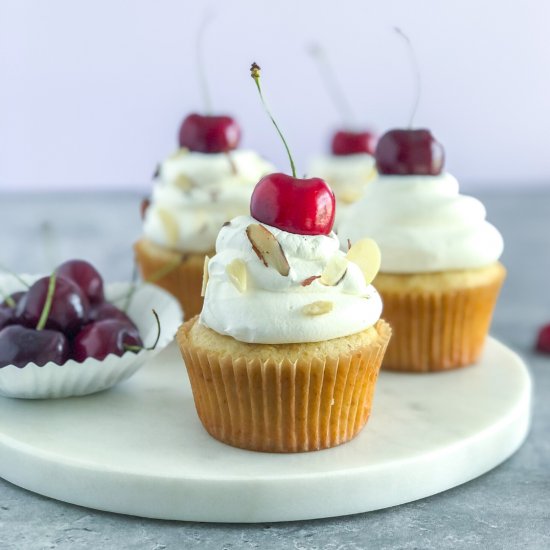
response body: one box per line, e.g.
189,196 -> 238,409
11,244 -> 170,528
0,275 -> 183,399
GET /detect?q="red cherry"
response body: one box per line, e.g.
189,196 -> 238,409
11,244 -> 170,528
0,308 -> 11,330
178,114 -> 241,153
536,324 -> 550,354
89,302 -> 137,328
250,173 -> 335,236
0,325 -> 69,368
331,130 -> 376,156
56,259 -> 105,305
16,276 -> 89,336
375,129 -> 444,175
72,320 -> 143,362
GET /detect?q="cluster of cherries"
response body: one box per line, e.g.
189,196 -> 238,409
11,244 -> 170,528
0,260 -> 143,369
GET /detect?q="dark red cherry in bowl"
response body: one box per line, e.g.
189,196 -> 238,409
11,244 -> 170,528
0,325 -> 69,368
331,130 -> 376,156
16,276 -> 90,336
1,291 -> 26,310
250,173 -> 335,235
57,259 -> 105,305
178,114 -> 241,154
89,302 -> 137,328
72,320 -> 143,362
375,129 -> 444,175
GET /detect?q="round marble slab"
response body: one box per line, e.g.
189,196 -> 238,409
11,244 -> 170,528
0,337 -> 531,523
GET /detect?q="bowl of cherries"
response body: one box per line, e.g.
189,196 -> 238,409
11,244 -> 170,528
0,259 -> 182,399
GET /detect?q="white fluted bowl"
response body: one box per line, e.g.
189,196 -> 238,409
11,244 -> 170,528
0,275 -> 183,399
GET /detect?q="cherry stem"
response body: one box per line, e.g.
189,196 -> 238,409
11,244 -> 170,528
36,271 -> 57,331
0,289 -> 15,308
308,43 -> 355,127
0,264 -> 31,289
197,14 -> 215,114
124,309 -> 161,353
394,27 -> 421,128
250,62 -> 297,178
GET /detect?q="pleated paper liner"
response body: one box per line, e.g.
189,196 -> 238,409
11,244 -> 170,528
375,263 -> 506,372
178,318 -> 392,453
134,238 -> 213,321
0,278 -> 182,399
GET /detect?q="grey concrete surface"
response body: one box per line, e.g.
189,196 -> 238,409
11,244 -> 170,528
0,190 -> 548,550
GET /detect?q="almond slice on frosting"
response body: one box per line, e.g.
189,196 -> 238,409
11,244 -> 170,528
302,300 -> 333,316
157,208 -> 179,247
346,238 -> 381,285
226,259 -> 248,293
245,224 -> 290,276
173,174 -> 195,191
320,255 -> 348,286
201,255 -> 210,297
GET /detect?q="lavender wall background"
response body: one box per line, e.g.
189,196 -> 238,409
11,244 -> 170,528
0,0 -> 548,192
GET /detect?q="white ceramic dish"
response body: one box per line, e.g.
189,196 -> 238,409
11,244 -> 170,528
0,337 -> 531,522
0,275 -> 182,399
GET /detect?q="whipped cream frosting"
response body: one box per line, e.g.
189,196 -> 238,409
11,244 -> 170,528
143,150 -> 274,253
200,215 -> 382,344
308,153 -> 376,205
338,173 -> 504,273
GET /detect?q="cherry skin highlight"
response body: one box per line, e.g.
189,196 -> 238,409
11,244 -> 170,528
331,130 -> 376,156
250,173 -> 336,236
178,114 -> 241,153
57,259 -> 105,305
16,276 -> 90,336
0,325 -> 69,368
375,129 -> 444,175
72,320 -> 143,362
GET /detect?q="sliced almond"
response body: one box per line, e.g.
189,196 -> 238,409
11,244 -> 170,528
157,208 -> 179,247
173,174 -> 194,191
226,259 -> 247,293
302,300 -> 333,316
245,224 -> 290,276
346,238 -> 381,285
301,275 -> 321,287
168,147 -> 189,160
320,255 -> 348,286
201,255 -> 210,297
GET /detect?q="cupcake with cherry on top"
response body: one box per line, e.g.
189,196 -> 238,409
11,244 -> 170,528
177,63 -> 391,452
339,128 -> 505,372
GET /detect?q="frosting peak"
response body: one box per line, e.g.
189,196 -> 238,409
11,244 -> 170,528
200,215 -> 382,344
143,150 -> 274,253
338,173 -> 504,273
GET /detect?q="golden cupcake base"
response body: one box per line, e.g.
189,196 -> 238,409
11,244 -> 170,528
375,262 -> 506,372
134,238 -> 212,320
177,317 -> 391,453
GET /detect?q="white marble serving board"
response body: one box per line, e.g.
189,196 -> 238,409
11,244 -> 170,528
0,337 -> 531,523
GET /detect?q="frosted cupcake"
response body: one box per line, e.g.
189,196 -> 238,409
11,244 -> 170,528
135,113 -> 274,319
308,129 -> 377,226
177,63 -> 391,452
339,128 -> 505,372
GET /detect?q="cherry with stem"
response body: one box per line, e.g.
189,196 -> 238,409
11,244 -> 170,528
249,63 -> 336,236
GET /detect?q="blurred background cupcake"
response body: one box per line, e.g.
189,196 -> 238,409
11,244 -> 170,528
339,128 -> 506,372
134,113 -> 274,319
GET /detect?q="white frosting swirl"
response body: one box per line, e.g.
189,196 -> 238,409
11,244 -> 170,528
200,215 -> 382,344
338,173 -> 504,273
143,150 -> 274,253
308,153 -> 376,204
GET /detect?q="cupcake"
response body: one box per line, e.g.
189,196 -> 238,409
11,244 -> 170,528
308,129 -> 377,226
134,113 -> 274,319
339,128 -> 505,372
